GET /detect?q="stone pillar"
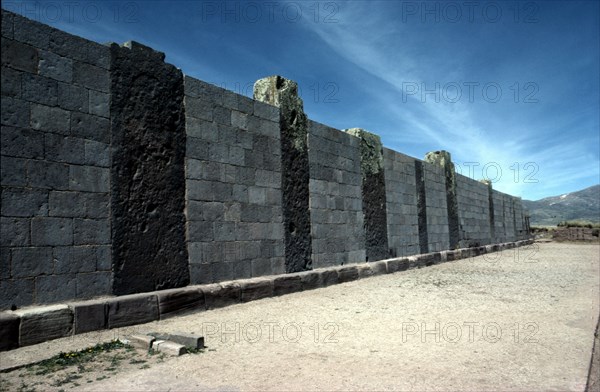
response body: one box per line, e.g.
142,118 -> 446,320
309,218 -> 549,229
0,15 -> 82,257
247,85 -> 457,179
345,128 -> 389,262
414,160 -> 429,254
481,179 -> 496,241
110,41 -> 189,295
254,76 -> 312,273
425,150 -> 460,249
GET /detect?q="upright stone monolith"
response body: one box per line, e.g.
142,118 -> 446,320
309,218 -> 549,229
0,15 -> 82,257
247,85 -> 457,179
254,76 -> 312,273
481,179 -> 496,240
345,128 -> 389,262
414,160 -> 429,254
110,41 -> 189,295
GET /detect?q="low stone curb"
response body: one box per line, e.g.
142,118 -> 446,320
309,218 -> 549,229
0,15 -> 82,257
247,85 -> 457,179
0,239 -> 534,352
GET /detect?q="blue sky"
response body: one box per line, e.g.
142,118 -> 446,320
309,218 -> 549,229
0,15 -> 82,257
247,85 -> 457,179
4,0 -> 599,200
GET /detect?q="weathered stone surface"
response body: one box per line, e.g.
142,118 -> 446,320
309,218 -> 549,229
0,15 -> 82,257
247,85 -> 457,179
446,250 -> 460,261
414,160 -> 428,254
407,255 -> 426,270
385,258 -> 401,273
128,334 -> 155,350
397,258 -> 410,271
337,266 -> 359,283
272,275 -> 302,296
298,270 -> 320,291
157,287 -> 205,319
70,300 -> 107,334
151,332 -> 204,349
202,282 -> 241,309
107,294 -> 159,329
151,340 -> 187,356
370,261 -> 388,275
357,264 -> 373,279
110,41 -> 189,295
0,312 -> 20,351
240,278 -> 273,302
346,128 -> 389,262
319,268 -> 339,286
16,305 -> 73,346
254,76 -> 312,273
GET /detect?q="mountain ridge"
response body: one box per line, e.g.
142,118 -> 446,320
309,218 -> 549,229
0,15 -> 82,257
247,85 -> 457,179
523,184 -> 600,226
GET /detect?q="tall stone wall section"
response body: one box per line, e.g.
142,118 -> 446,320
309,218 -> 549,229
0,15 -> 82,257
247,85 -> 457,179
383,149 -> 419,257
307,121 -> 365,267
456,174 -> 492,247
110,42 -> 189,295
183,76 -> 285,283
422,162 -> 451,252
1,11 -> 112,308
0,10 -> 531,310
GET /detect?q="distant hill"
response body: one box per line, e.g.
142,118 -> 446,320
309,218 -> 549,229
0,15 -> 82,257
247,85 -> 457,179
523,184 -> 600,226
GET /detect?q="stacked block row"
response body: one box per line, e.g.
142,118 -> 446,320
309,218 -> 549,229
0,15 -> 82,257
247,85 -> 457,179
184,76 -> 285,283
456,174 -> 492,246
307,121 -> 366,267
383,148 -> 419,257
1,11 -> 112,308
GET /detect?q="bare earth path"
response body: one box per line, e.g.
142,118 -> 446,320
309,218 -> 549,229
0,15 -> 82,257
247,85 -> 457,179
2,242 -> 599,391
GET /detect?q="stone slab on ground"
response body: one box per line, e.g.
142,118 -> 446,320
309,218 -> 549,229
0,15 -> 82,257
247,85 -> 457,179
149,332 -> 204,349
151,340 -> 187,356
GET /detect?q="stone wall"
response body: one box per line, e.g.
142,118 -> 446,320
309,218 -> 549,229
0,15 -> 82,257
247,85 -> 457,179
184,76 -> 285,283
422,161 -> 451,252
456,174 -> 492,247
0,10 -> 530,310
383,148 -> 419,257
1,11 -> 112,308
307,121 -> 365,267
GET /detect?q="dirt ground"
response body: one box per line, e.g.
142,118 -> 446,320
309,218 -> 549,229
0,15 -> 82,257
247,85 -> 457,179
1,242 -> 598,391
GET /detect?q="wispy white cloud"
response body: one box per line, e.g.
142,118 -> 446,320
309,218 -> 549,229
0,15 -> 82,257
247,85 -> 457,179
302,2 -> 599,200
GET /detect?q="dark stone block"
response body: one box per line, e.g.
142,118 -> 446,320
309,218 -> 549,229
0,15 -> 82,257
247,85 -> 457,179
1,38 -> 38,73
397,258 -> 410,271
370,261 -> 388,275
240,278 -> 273,302
357,264 -> 373,279
319,269 -> 339,286
202,282 -> 241,309
70,300 -> 108,334
0,313 -> 20,351
414,160 -> 429,254
0,278 -> 34,309
386,259 -> 401,273
157,287 -> 205,319
299,270 -> 320,290
17,306 -> 73,346
107,294 -> 159,329
337,266 -> 359,283
273,275 -> 302,296
446,250 -> 460,261
110,42 -> 189,295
